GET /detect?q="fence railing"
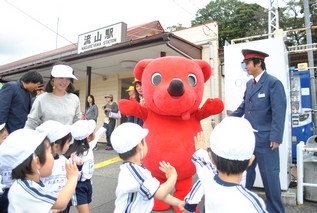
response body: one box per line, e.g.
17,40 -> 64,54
296,141 -> 317,204
288,43 -> 317,53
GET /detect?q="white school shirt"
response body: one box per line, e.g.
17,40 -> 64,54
70,126 -> 107,206
77,126 -> 106,182
114,162 -> 160,213
0,168 -> 12,189
8,179 -> 58,213
77,150 -> 94,182
187,149 -> 268,213
41,155 -> 67,193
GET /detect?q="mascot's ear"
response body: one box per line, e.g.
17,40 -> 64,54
193,59 -> 212,83
134,59 -> 154,82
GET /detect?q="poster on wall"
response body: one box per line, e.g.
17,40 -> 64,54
224,37 -> 291,190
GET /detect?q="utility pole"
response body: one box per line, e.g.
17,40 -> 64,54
56,17 -> 59,49
303,0 -> 317,133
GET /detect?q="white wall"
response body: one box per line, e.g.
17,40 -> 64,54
224,37 -> 292,190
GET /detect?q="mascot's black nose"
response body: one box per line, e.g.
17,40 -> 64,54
168,79 -> 184,97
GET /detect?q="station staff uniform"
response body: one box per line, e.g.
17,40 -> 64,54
231,49 -> 286,213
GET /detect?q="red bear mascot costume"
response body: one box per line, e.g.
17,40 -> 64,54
119,56 -> 224,212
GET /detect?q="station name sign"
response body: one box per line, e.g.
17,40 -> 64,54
77,22 -> 127,54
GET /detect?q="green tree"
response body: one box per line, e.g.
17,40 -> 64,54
279,0 -> 306,46
309,0 -> 317,40
235,4 -> 268,38
191,0 -> 267,47
166,24 -> 186,32
189,0 -> 316,47
278,0 -> 317,46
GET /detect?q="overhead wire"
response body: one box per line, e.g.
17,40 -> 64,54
171,0 -> 216,38
4,0 -> 77,47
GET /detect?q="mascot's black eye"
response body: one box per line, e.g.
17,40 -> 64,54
152,73 -> 162,86
188,74 -> 197,86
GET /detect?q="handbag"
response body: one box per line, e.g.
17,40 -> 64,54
108,111 -> 121,119
81,113 -> 86,120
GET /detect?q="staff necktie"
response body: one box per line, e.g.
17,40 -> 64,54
253,79 -> 256,86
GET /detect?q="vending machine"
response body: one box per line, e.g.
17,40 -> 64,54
290,68 -> 314,163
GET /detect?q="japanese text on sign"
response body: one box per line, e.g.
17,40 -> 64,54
77,22 -> 127,54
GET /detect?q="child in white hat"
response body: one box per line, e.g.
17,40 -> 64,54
182,117 -> 267,213
68,118 -> 109,212
35,120 -> 78,213
0,123 -> 8,145
0,123 -> 10,213
110,122 -> 183,213
0,129 -> 78,213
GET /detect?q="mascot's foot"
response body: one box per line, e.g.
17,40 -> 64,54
152,198 -> 170,211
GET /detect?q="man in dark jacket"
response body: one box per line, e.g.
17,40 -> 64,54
0,70 -> 43,133
231,49 -> 286,213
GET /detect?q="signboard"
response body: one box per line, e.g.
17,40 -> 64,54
297,62 -> 308,71
224,37 -> 291,190
77,22 -> 127,54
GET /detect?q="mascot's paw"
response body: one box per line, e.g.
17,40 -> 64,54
118,99 -> 131,108
212,98 -> 225,113
197,98 -> 224,120
118,97 -> 140,116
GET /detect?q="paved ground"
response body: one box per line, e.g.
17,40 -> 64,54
69,143 -> 317,213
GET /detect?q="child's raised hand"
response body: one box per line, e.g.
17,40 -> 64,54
194,131 -> 208,151
70,153 -> 83,166
140,98 -> 146,106
65,158 -> 78,180
178,201 -> 186,212
159,161 -> 177,179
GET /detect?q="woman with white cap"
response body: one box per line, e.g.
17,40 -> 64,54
25,62 -> 81,129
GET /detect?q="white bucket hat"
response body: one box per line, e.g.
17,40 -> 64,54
210,117 -> 256,161
51,64 -> 78,80
111,123 -> 149,154
0,129 -> 47,170
71,120 -> 96,140
0,123 -> 5,132
36,120 -> 71,143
